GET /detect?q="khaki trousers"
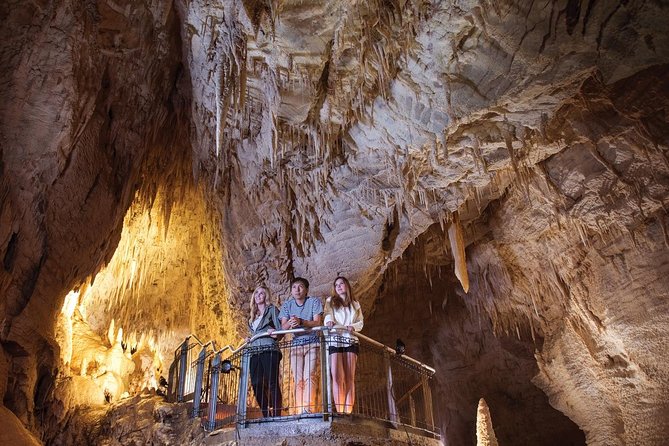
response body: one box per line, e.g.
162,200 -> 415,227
289,342 -> 319,413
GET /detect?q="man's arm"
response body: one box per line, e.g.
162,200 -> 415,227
278,301 -> 292,330
280,317 -> 292,330
300,313 -> 322,328
300,297 -> 323,328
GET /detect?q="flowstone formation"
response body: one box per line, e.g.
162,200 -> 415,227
1,0 -> 668,445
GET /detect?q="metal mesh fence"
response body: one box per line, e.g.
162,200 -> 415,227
167,337 -> 203,403
169,328 -> 437,437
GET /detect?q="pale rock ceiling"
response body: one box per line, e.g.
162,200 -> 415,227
1,0 -> 668,445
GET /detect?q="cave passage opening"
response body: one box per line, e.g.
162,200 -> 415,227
53,182 -> 235,407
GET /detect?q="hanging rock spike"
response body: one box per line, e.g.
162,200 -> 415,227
448,211 -> 469,293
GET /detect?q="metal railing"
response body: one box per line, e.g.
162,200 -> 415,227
168,327 -> 438,437
167,334 -> 206,403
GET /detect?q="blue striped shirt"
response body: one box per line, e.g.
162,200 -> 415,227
279,296 -> 324,344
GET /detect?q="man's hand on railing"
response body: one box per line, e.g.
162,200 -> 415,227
288,316 -> 302,328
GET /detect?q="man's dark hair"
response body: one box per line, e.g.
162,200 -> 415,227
290,277 -> 309,290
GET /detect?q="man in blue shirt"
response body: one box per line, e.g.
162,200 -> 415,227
279,277 -> 323,414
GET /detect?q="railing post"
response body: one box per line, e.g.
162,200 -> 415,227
236,347 -> 250,426
207,353 -> 221,431
422,375 -> 434,430
320,332 -> 331,419
167,360 -> 177,402
192,346 -> 207,418
177,339 -> 189,402
385,352 -> 399,425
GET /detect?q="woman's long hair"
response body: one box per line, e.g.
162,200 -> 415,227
249,286 -> 272,324
331,276 -> 355,310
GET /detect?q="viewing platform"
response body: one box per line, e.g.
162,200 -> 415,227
204,415 -> 441,445
168,327 -> 442,445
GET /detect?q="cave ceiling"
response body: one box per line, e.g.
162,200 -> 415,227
179,0 -> 669,302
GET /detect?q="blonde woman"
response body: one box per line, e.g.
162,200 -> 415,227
324,276 -> 364,414
247,286 -> 282,417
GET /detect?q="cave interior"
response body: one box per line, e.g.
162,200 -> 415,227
1,0 -> 668,445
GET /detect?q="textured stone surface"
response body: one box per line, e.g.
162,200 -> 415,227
1,0 -> 668,445
0,406 -> 41,446
476,399 -> 498,446
205,417 -> 442,446
364,231 -> 586,446
48,393 -> 205,446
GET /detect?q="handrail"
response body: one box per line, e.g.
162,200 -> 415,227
188,340 -> 218,367
245,325 -> 327,344
237,325 -> 436,375
353,331 -> 436,375
173,333 -> 206,355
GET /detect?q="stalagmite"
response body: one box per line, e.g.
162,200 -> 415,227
448,211 -> 469,293
476,398 -> 499,446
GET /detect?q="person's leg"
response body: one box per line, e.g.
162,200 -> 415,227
267,350 -> 283,417
290,344 -> 306,413
257,352 -> 271,417
249,354 -> 264,412
305,342 -> 319,412
330,351 -> 346,413
344,351 -> 358,414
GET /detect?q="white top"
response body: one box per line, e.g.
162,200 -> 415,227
324,297 -> 364,347
251,315 -> 262,331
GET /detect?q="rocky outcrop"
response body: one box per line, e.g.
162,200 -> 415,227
1,0 -> 668,445
48,393 -> 204,446
0,0 -> 190,430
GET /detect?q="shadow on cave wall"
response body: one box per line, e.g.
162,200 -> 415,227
364,225 -> 585,446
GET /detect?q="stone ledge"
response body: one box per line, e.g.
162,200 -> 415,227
205,415 -> 442,446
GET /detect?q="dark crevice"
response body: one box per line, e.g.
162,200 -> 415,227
306,39 -> 334,126
538,1 -> 556,53
565,0 -> 581,35
10,249 -> 47,319
381,206 -> 400,253
581,0 -> 598,35
596,1 -> 624,50
3,231 -> 18,271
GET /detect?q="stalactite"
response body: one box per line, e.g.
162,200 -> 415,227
448,211 -> 469,293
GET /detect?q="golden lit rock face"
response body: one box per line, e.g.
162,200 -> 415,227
75,183 -> 234,350
1,0 -> 669,445
53,183 -> 236,407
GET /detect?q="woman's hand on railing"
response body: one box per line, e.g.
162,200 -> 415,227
326,322 -> 354,332
268,328 -> 277,339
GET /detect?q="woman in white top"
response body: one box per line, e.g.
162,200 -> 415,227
324,276 -> 364,414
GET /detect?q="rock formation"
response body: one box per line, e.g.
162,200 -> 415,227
1,0 -> 668,445
476,398 -> 498,446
